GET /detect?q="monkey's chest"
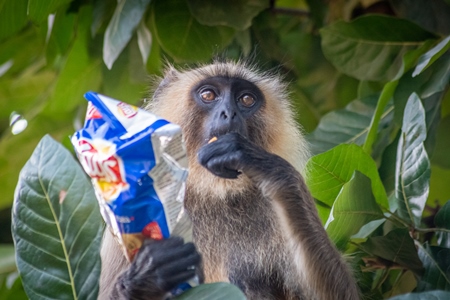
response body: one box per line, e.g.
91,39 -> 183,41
190,198 -> 291,298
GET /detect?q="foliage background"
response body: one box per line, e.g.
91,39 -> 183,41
1,0 -> 450,299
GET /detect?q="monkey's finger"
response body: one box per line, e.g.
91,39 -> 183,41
151,242 -> 199,269
205,157 -> 241,179
134,237 -> 184,266
198,137 -> 239,163
160,269 -> 198,292
158,251 -> 201,277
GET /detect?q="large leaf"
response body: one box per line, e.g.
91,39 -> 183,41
417,243 -> 450,292
389,290 -> 450,300
434,201 -> 450,248
0,0 -> 27,42
390,0 -> 450,35
363,80 -> 398,154
0,245 -> 15,275
324,171 -> 384,250
187,0 -> 268,30
384,270 -> 417,298
431,116 -> 450,169
320,15 -> 435,82
394,93 -> 430,226
307,94 -> 393,155
413,36 -> 450,76
103,0 -> 151,69
27,0 -> 72,23
360,228 -> 423,275
91,0 -> 116,37
47,6 -> 102,114
394,53 -> 450,130
137,21 -> 152,65
11,135 -> 103,299
176,282 -> 246,300
152,0 -> 235,62
0,113 -> 74,211
0,274 -> 28,300
45,9 -> 76,64
102,40 -> 148,102
306,144 -> 389,209
394,53 -> 450,145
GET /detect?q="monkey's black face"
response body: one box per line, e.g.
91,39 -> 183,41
192,76 -> 265,143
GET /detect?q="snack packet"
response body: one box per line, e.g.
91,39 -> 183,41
71,92 -> 190,263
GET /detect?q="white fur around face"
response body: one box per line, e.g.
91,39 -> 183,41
146,61 -> 310,199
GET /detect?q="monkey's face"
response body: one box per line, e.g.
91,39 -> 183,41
191,76 -> 267,147
148,62 -> 308,197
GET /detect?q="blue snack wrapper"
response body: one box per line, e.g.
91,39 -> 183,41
71,92 -> 189,263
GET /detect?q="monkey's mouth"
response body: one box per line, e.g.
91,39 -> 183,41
205,130 -> 247,145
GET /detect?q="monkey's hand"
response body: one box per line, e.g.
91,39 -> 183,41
198,132 -> 290,180
115,237 -> 202,300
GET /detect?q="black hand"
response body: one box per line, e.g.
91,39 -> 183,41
117,237 -> 201,300
197,132 -> 264,179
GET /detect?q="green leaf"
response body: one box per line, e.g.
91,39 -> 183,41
434,201 -> 450,248
394,53 -> 450,130
432,116 -> 450,169
11,135 -> 103,299
102,41 -> 147,101
175,282 -> 246,300
0,114 -> 75,211
0,245 -> 15,275
351,219 -> 386,240
91,0 -> 116,37
363,80 -> 398,154
360,228 -> 423,275
306,144 -> 389,209
103,0 -> 151,69
47,6 -> 102,114
307,95 -> 393,155
186,0 -> 268,30
324,171 -> 384,250
0,0 -> 27,41
137,21 -> 152,65
27,0 -> 72,23
394,93 -> 430,226
0,70 -> 56,119
315,200 -> 331,225
417,243 -> 450,292
0,274 -> 28,300
385,270 -> 417,298
388,290 -> 450,300
152,0 -> 235,62
390,0 -> 450,36
45,9 -> 76,64
320,15 -> 435,82
413,36 -> 450,77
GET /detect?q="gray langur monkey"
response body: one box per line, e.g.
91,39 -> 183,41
98,61 -> 360,300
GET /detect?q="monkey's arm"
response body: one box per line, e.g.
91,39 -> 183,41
198,133 -> 359,300
99,232 -> 201,300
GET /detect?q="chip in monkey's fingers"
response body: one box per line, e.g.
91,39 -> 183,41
208,136 -> 218,143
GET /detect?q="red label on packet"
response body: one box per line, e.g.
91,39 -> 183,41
86,101 -> 102,120
77,138 -> 128,202
142,221 -> 164,240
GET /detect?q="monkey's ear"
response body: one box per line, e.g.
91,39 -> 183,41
162,65 -> 180,82
153,65 -> 180,99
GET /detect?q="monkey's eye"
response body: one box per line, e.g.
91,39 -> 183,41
239,94 -> 256,107
200,89 -> 217,102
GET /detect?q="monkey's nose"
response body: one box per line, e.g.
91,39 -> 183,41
220,110 -> 237,120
